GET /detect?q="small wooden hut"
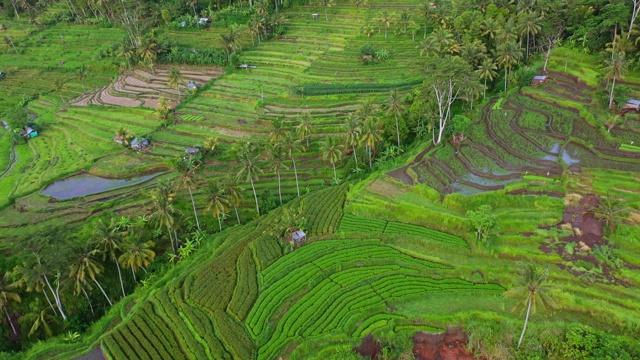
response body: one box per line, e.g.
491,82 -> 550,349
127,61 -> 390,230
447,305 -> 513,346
532,75 -> 548,86
624,99 -> 640,110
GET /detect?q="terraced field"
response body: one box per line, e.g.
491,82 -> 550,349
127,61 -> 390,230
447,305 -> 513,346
391,70 -> 640,194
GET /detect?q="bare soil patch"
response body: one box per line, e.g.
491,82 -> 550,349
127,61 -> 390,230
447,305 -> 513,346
412,327 -> 476,360
354,334 -> 382,359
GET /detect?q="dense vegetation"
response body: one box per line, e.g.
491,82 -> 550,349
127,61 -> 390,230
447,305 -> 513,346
0,0 -> 639,359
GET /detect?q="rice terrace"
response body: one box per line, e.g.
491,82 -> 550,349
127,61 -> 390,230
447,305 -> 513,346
0,0 -> 640,359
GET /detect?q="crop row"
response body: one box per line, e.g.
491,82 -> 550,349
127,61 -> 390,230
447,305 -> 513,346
338,213 -> 387,233
353,313 -> 406,338
228,247 -> 259,321
180,114 -> 205,122
304,183 -> 348,235
383,221 -> 468,248
291,79 -> 422,96
252,234 -> 283,270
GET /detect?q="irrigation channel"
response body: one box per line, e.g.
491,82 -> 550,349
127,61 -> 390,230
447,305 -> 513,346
42,172 -> 163,200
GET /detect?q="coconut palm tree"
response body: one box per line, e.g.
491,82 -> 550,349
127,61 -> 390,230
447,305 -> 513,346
355,0 -> 368,23
203,137 -> 219,156
22,305 -> 56,339
149,181 -> 181,253
205,180 -> 230,231
76,66 -> 88,94
222,176 -> 244,225
592,195 -> 628,233
234,142 -> 263,215
172,156 -> 201,231
296,112 -> 313,148
503,263 -> 557,349
344,114 -> 361,166
12,262 -> 57,316
281,131 -> 304,197
67,238 -> 112,306
248,18 -> 262,46
318,0 -> 335,21
419,2 -> 433,39
269,117 -> 288,144
359,117 -> 383,169
459,40 -> 487,67
322,137 -> 343,183
118,237 -> 156,283
494,40 -> 523,91
167,67 -> 184,101
517,10 -> 543,60
115,127 -> 133,147
93,217 -> 126,298
386,89 -> 404,147
0,273 -> 20,336
605,52 -> 628,109
377,10 -> 394,39
220,25 -> 242,64
267,144 -> 288,205
476,58 -> 498,99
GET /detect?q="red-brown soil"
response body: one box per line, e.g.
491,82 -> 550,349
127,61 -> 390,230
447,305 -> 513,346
412,327 -> 476,360
354,334 -> 382,359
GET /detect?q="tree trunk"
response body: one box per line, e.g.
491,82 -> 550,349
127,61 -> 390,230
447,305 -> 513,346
234,203 -> 241,224
188,187 -> 200,231
131,266 -> 137,283
167,225 -> 176,253
368,145 -> 372,169
42,289 -> 57,316
424,22 -> 427,39
609,75 -> 617,109
218,216 -> 222,231
332,163 -> 337,183
43,275 -> 66,320
395,113 -> 401,147
504,67 -> 508,91
81,288 -> 95,315
4,307 -> 16,336
291,156 -> 300,197
115,259 -> 126,299
250,176 -> 260,215
325,7 -> 328,21
277,169 -> 283,205
93,279 -> 113,306
483,77 -> 487,99
517,296 -> 533,349
352,145 -> 358,166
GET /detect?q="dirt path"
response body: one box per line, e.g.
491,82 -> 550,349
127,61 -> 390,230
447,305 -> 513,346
412,328 -> 476,360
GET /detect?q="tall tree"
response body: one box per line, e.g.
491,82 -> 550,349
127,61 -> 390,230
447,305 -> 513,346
172,156 -> 201,231
76,66 -> 89,94
67,239 -> 113,307
281,131 -> 304,197
359,117 -> 383,169
220,25 -> 242,64
344,114 -> 361,166
267,144 -> 288,205
234,142 -> 263,215
296,112 -> 313,148
386,88 -> 405,147
93,218 -> 126,299
476,58 -> 498,99
318,0 -> 335,21
0,273 -> 20,336
518,10 -> 543,60
423,55 -> 478,144
167,67 -> 184,101
494,40 -> 523,91
118,237 -> 156,283
355,0 -> 368,23
205,180 -> 230,231
321,137 -> 343,183
503,263 -> 557,349
605,51 -> 628,109
377,10 -> 394,39
149,181 -> 180,253
222,176 -> 244,225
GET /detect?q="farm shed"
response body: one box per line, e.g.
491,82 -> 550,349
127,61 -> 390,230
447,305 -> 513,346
113,135 -> 124,144
131,137 -> 149,150
624,99 -> 640,110
22,126 -> 38,138
531,75 -> 547,86
292,230 -> 306,244
187,81 -> 198,91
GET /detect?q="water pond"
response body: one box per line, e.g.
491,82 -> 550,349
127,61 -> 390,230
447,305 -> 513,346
42,172 -> 162,200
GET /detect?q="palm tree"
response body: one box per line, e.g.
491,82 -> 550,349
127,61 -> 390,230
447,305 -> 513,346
281,131 -> 304,197
12,262 -> 57,316
296,112 -> 313,148
76,66 -> 88,93
222,176 -> 244,225
398,8 -> 410,34
344,114 -> 361,166
168,67 -> 184,101
205,180 -> 230,231
476,58 -> 498,99
248,18 -> 262,46
602,115 -> 622,132
268,117 -> 288,144
377,10 -> 394,39
0,273 -> 20,336
503,263 -> 557,349
355,0 -> 368,23
419,2 -> 433,39
118,238 -> 156,283
494,40 -> 523,91
267,144 -> 288,205
172,156 -> 201,231
234,142 -> 263,215
592,196 -> 627,233
203,137 -> 219,156
322,137 -> 343,183
460,40 -> 487,67
359,117 -> 383,169
386,89 -> 404,147
67,239 -> 112,306
605,52 -> 628,109
518,10 -> 542,60
318,0 -> 335,21
115,127 -> 133,147
220,25 -> 242,64
150,181 -> 180,253
93,218 -> 126,298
